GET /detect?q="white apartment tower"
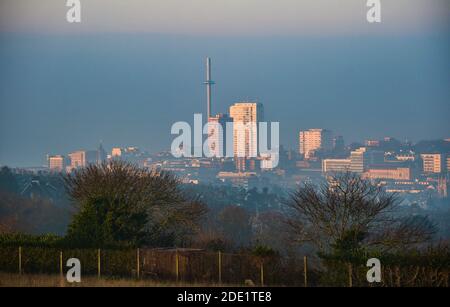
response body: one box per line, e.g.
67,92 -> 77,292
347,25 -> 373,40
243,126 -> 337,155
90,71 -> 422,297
229,102 -> 264,158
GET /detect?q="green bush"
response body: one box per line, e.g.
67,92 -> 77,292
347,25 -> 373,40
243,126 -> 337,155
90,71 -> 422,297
0,233 -> 64,248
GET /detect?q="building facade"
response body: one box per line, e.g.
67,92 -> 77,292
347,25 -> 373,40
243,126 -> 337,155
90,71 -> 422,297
111,147 -> 122,157
229,102 -> 264,158
363,167 -> 411,180
299,129 -> 332,160
349,147 -> 367,173
322,159 -> 351,173
68,150 -> 97,170
350,147 -> 384,173
206,113 -> 232,158
48,155 -> 65,172
421,153 -> 443,174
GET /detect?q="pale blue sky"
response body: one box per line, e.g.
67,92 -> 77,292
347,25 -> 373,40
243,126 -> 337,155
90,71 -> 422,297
0,1 -> 449,166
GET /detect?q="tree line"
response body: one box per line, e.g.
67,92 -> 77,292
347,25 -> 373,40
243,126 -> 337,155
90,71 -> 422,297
0,162 -> 448,268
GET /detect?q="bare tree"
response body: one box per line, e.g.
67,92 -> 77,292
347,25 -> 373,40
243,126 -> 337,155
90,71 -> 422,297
286,172 -> 436,254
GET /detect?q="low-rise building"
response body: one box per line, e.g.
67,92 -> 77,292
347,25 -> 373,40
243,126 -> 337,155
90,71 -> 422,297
363,167 -> 411,180
421,153 -> 443,174
48,155 -> 65,172
322,159 -> 351,173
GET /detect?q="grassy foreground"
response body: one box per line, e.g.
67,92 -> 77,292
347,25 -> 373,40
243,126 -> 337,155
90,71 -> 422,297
0,273 -> 229,287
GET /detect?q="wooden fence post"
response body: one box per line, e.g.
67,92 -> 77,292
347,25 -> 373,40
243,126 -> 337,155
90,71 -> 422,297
97,248 -> 101,278
303,256 -> 308,287
260,262 -> 264,287
348,263 -> 353,287
60,251 -> 63,277
218,251 -> 222,285
136,248 -> 140,279
175,249 -> 179,283
18,246 -> 22,275
395,266 -> 401,287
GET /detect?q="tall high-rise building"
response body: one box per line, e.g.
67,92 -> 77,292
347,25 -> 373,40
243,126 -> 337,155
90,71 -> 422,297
48,155 -> 65,172
229,102 -> 264,158
299,129 -> 332,159
68,151 -> 85,169
68,150 -> 97,170
421,153 -> 443,174
206,113 -> 232,157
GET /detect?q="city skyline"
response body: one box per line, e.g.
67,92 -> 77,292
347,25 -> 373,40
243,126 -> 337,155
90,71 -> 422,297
0,1 -> 449,167
1,57 -> 448,168
1,40 -> 449,168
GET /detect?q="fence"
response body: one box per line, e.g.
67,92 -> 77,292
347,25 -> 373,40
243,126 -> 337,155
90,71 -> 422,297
323,261 -> 449,287
0,246 -> 448,286
0,246 -> 312,286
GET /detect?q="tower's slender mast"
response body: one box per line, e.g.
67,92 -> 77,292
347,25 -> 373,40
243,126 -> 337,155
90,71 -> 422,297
204,57 -> 215,119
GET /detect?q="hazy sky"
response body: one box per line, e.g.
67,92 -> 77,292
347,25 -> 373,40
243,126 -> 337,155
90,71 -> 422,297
0,0 -> 449,166
1,0 -> 449,35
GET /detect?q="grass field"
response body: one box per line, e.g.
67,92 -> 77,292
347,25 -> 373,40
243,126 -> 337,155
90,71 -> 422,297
0,273 -> 231,287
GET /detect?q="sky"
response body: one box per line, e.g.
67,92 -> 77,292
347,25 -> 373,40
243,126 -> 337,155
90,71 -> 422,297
0,0 -> 449,166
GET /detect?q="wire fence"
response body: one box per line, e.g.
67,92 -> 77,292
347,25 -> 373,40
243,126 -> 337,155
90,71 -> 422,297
0,246 -> 313,286
0,246 -> 448,286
